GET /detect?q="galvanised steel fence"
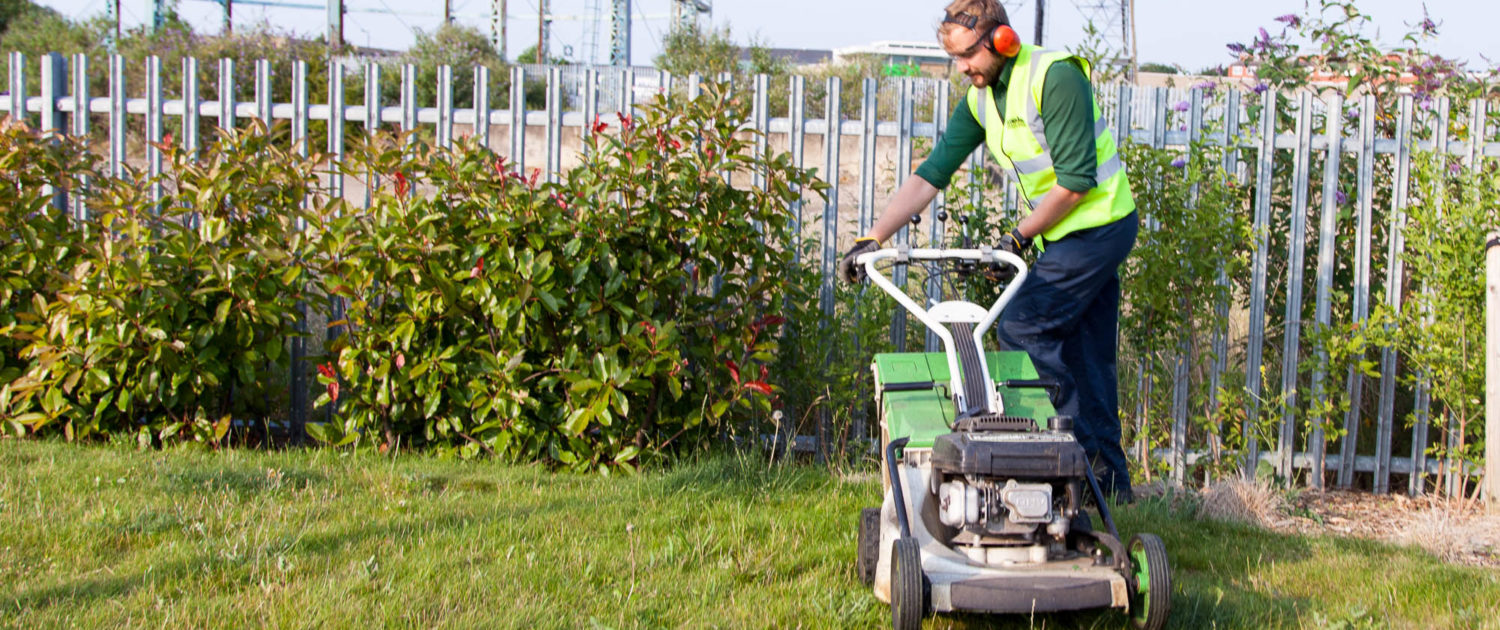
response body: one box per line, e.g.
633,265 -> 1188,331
4,51 -> 1497,495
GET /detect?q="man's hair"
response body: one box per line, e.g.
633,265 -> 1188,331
938,0 -> 1010,38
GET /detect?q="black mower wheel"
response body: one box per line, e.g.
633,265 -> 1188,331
1128,533 -> 1172,630
890,538 -> 926,630
857,507 -> 880,586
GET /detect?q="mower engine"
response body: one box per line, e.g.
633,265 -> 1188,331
930,423 -> 1089,565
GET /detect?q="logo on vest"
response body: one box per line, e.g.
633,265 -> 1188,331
1005,117 -> 1027,129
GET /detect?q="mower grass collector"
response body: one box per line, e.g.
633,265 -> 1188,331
853,245 -> 1170,630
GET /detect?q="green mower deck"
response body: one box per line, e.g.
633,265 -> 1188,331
873,351 -> 1057,448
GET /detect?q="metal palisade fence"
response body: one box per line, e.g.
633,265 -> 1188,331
3,52 -> 1497,495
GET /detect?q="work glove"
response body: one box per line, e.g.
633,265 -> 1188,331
840,237 -> 881,283
989,227 -> 1033,284
998,227 -> 1033,256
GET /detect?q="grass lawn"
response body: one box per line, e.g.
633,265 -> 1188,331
1,440 -> 1497,629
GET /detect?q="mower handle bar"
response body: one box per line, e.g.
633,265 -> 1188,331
855,246 -> 1028,415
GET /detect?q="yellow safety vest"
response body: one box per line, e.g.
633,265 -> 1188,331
966,44 -> 1135,245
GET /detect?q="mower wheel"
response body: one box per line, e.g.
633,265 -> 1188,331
890,538 -> 926,630
1127,533 -> 1171,630
857,507 -> 880,586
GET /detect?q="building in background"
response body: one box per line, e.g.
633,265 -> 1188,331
833,41 -> 951,77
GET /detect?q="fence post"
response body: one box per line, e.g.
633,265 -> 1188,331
891,78 -> 913,352
255,59 -> 271,125
858,77 -> 877,234
109,54 -> 126,178
8,52 -> 26,125
1275,91 -> 1315,481
146,56 -> 163,205
219,58 -> 236,130
1309,92 -> 1346,490
437,64 -> 453,149
1243,88 -> 1278,478
41,52 -> 66,212
182,58 -> 200,157
1488,229 -> 1500,511
290,59 -> 309,443
474,65 -> 490,150
401,63 -> 416,142
545,66 -> 561,181
509,66 -> 525,172
71,53 -> 90,223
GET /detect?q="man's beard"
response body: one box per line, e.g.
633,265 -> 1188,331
969,58 -> 1003,87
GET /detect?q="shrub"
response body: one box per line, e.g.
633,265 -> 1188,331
304,83 -> 825,471
2,121 -> 324,444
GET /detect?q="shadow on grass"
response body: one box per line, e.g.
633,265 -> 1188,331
902,494 -> 1421,629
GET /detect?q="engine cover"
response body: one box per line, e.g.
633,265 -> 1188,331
931,431 -> 1088,479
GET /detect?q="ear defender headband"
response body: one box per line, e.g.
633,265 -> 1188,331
943,12 -> 1021,57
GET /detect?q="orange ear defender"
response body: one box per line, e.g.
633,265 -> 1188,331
943,13 -> 1022,58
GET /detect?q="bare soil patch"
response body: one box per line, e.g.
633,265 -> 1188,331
1185,479 -> 1500,568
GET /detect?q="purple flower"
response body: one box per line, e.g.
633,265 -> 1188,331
1259,27 -> 1272,46
1419,17 -> 1438,35
1171,157 -> 1187,168
1335,190 -> 1348,205
1173,100 -> 1191,112
1274,14 -> 1302,28
1253,83 -> 1270,95
1449,161 -> 1462,174
1346,107 -> 1359,120
1226,42 -> 1247,55
1195,80 -> 1218,92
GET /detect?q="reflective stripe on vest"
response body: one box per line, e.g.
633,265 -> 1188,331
967,44 -> 1135,245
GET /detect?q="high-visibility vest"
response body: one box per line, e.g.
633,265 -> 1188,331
966,44 -> 1134,245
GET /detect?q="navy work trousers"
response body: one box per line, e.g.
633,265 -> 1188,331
997,211 -> 1138,499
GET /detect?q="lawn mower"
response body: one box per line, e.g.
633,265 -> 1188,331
853,242 -> 1170,630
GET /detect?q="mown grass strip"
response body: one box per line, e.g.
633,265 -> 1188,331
1,441 -> 1496,629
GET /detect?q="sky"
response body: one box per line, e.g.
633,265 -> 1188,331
30,0 -> 1500,72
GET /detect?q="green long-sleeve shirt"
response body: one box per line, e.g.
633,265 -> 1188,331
914,56 -> 1099,194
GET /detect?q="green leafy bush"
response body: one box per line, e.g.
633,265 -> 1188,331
2,121 -> 324,444
305,83 -> 824,470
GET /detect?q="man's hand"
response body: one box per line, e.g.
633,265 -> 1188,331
998,227 -> 1033,256
988,227 -> 1033,284
840,237 -> 881,283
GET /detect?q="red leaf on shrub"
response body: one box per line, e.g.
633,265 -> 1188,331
760,364 -> 768,380
394,171 -> 410,198
616,112 -> 633,130
705,147 -> 715,159
327,381 -> 340,402
725,360 -> 740,386
317,363 -> 335,379
758,315 -> 786,329
527,168 -> 541,188
592,114 -> 608,135
161,132 -> 173,148
395,353 -> 406,370
493,156 -> 507,176
669,139 -> 682,150
470,256 -> 484,279
640,320 -> 657,336
743,381 -> 773,396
